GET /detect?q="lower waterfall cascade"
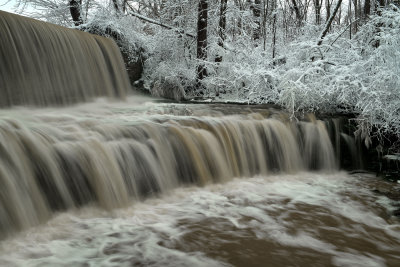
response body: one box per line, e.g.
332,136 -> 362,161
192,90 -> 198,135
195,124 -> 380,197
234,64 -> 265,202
0,100 -> 360,238
0,100 -> 399,267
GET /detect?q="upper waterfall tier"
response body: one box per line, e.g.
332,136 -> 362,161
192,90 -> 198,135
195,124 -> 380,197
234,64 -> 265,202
0,11 -> 130,107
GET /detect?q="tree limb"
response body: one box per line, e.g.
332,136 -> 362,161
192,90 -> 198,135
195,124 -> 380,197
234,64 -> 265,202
325,18 -> 360,52
317,0 -> 343,46
126,4 -> 195,38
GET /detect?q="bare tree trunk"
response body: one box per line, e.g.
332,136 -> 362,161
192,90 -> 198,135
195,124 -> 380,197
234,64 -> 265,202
216,0 -> 227,62
252,0 -> 262,40
303,0 -> 311,23
337,2 -> 341,25
364,0 -> 371,18
349,0 -> 352,39
326,0 -> 332,22
272,5 -> 277,59
263,0 -> 269,50
112,0 -> 120,12
234,0 -> 244,35
353,0 -> 358,32
69,0 -> 82,26
377,0 -> 385,12
374,0 -> 386,47
317,0 -> 343,46
282,1 -> 288,39
313,0 -> 322,24
196,0 -> 208,87
123,0 -> 127,13
291,0 -> 302,24
84,0 -> 90,22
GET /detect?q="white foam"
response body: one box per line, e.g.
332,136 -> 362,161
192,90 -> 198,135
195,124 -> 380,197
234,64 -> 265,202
332,252 -> 386,267
0,172 -> 399,266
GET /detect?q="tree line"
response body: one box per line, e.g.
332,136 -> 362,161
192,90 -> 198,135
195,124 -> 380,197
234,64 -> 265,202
14,0 -> 395,87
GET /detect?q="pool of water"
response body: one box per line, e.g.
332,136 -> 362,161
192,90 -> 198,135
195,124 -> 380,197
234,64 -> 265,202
0,172 -> 399,267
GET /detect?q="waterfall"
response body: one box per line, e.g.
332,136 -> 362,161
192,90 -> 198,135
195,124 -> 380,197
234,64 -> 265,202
0,106 -> 343,238
0,11 -> 362,240
0,11 -> 130,107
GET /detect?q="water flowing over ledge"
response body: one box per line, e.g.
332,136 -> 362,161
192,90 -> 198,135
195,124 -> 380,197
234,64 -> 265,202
0,100 -> 399,266
0,11 -> 130,107
0,99 -> 350,238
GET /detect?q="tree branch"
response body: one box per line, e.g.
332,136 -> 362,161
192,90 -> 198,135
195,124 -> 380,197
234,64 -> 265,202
317,0 -> 343,46
325,18 -> 360,52
126,4 -> 195,38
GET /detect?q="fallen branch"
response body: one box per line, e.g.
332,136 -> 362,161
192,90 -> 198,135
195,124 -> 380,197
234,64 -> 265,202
126,4 -> 195,38
317,0 -> 343,46
325,19 -> 360,53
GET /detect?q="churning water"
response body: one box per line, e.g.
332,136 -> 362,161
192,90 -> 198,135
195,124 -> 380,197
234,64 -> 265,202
0,97 -> 399,267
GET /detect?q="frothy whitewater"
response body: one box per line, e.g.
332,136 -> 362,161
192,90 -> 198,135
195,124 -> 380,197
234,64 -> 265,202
0,97 -> 399,267
0,173 -> 399,267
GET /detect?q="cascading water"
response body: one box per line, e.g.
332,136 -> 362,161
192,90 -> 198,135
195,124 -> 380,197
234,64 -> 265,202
0,11 -> 399,267
0,103 -> 338,238
0,11 -> 130,106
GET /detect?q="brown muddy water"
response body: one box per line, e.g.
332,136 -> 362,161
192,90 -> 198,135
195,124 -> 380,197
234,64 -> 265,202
0,97 -> 399,267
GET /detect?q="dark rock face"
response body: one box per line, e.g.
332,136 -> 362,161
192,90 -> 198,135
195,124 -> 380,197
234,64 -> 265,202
359,131 -> 400,217
124,52 -> 143,83
362,130 -> 400,183
394,209 -> 400,217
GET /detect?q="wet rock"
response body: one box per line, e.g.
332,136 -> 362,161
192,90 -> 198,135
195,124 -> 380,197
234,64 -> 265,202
151,77 -> 186,101
393,209 -> 400,217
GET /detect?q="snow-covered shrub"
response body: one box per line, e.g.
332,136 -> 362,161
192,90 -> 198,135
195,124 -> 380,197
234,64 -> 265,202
81,12 -> 148,62
142,28 -> 196,95
273,6 -> 400,142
